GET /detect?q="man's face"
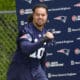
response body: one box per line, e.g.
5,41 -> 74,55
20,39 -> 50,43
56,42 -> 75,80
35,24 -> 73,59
33,7 -> 48,27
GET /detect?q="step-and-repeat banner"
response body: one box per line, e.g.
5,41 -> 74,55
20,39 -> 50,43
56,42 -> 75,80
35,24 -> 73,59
15,0 -> 80,80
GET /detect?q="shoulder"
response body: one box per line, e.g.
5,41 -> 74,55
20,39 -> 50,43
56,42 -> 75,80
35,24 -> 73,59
25,23 -> 34,35
18,23 -> 34,37
18,23 -> 34,42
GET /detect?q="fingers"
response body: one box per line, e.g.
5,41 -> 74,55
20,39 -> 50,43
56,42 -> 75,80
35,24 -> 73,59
45,32 -> 54,39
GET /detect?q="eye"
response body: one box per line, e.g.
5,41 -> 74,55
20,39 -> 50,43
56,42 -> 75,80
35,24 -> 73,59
42,14 -> 45,17
35,13 -> 40,16
37,14 -> 40,16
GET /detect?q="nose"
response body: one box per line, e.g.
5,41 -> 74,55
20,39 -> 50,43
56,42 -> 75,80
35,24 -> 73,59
39,15 -> 42,19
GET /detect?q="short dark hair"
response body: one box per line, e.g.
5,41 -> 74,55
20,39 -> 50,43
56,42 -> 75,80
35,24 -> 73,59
27,14 -> 33,23
32,3 -> 48,13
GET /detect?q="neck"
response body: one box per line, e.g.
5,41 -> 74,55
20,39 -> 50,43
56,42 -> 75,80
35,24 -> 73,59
33,21 -> 44,31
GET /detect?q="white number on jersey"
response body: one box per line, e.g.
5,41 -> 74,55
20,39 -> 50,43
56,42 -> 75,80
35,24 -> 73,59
29,48 -> 45,59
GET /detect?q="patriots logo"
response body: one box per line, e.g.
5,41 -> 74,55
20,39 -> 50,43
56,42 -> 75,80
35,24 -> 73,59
20,34 -> 32,42
57,49 -> 70,56
74,3 -> 80,7
54,16 -> 67,23
25,0 -> 32,4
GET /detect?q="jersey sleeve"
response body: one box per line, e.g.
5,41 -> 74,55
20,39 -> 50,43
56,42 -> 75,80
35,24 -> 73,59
17,24 -> 52,57
18,37 -> 44,56
17,25 -> 46,56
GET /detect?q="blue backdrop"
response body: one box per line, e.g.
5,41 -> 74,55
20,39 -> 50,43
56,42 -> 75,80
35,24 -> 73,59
15,0 -> 80,80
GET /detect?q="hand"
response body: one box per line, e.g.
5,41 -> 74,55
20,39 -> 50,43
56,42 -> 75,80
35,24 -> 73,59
44,32 -> 54,40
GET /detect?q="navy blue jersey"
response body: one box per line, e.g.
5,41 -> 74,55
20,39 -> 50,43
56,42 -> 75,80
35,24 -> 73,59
7,22 -> 49,80
12,22 -> 47,69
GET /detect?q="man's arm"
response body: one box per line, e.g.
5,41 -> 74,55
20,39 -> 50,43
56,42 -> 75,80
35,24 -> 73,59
18,34 -> 49,56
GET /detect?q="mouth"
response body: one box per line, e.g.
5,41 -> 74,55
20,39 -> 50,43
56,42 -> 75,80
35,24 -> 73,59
38,19 -> 43,23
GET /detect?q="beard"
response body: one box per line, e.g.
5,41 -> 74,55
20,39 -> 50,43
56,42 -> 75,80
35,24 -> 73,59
36,22 -> 44,27
33,19 -> 47,31
36,20 -> 46,27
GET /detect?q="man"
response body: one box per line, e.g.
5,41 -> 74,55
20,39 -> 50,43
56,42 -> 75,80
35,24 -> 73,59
7,3 -> 54,80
